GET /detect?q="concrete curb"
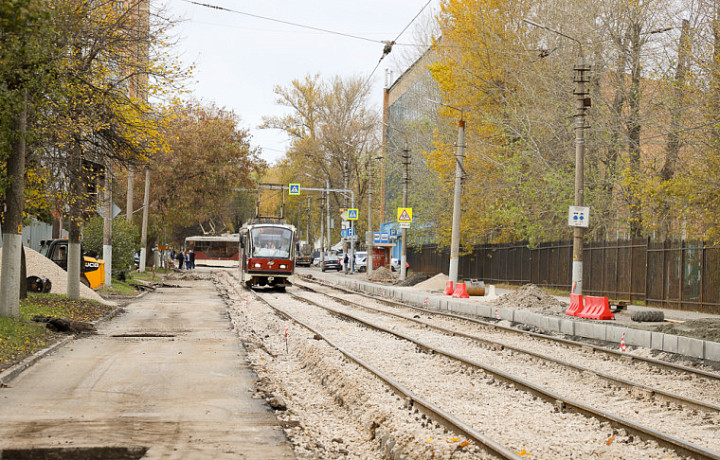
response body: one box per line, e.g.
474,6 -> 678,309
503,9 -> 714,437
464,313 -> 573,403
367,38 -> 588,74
333,277 -> 720,363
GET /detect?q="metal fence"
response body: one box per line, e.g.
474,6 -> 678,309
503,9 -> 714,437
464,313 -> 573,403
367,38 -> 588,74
408,238 -> 720,314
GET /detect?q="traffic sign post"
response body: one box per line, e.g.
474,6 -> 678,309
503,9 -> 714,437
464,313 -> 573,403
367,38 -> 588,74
289,184 -> 300,195
397,207 -> 412,223
347,208 -> 359,220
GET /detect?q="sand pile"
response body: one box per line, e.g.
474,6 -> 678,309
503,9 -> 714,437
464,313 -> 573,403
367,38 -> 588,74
0,247 -> 108,304
414,273 -> 450,291
495,284 -> 566,315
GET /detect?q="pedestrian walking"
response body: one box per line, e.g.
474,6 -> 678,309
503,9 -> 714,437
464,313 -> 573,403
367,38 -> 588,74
176,250 -> 184,269
188,250 -> 195,269
344,253 -> 349,274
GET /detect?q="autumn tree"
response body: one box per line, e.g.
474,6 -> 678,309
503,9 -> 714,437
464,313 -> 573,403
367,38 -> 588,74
148,100 -> 264,244
262,74 -> 381,245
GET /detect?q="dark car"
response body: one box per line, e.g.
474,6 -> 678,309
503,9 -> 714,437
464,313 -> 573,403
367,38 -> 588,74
321,255 -> 342,272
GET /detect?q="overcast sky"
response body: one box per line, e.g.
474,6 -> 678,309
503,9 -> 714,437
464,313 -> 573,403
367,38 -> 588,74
164,0 -> 437,164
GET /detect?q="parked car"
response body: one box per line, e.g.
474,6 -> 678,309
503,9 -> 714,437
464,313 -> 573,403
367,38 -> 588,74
390,258 -> 401,271
321,254 -> 342,272
354,251 -> 367,272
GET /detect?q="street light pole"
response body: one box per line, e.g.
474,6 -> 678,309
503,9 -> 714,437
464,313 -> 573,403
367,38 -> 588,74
448,116 -> 465,285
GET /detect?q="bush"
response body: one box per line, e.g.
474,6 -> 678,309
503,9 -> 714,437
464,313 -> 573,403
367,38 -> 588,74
83,216 -> 139,278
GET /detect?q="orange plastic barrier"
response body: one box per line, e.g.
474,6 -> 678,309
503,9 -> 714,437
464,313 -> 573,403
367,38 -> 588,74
577,295 -> 615,320
452,282 -> 469,298
565,293 -> 583,316
443,280 -> 454,296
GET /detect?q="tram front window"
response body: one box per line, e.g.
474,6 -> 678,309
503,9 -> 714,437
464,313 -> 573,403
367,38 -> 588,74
252,228 -> 293,258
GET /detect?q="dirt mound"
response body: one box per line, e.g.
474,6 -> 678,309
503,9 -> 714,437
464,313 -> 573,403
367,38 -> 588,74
395,273 -> 429,287
0,247 -> 108,303
495,284 -> 567,315
369,266 -> 395,282
657,318 -> 720,342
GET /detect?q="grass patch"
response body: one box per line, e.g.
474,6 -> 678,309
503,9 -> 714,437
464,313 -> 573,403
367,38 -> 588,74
0,293 -> 114,372
130,269 -> 169,282
97,278 -> 138,296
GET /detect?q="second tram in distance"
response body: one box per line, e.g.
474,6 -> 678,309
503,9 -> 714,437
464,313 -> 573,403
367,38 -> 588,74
238,220 -> 296,291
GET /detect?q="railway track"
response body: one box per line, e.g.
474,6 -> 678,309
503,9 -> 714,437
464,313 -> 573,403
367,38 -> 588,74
224,273 -> 720,459
296,279 -> 720,413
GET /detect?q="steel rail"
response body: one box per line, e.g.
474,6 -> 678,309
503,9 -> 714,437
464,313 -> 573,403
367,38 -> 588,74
287,287 -> 720,460
298,281 -> 720,415
249,289 -> 521,460
300,277 -> 720,380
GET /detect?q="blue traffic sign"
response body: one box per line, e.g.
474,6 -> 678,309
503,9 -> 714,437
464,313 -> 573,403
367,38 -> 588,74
347,208 -> 359,220
289,184 -> 300,195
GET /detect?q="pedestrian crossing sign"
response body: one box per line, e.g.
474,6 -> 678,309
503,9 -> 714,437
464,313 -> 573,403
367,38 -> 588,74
397,207 -> 412,223
347,208 -> 359,220
289,183 -> 300,195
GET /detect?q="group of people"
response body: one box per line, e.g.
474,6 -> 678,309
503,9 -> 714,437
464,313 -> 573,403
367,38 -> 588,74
169,249 -> 195,270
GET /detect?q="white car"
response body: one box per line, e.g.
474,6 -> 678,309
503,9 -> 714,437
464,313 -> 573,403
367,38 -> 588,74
354,251 -> 367,272
390,258 -> 401,271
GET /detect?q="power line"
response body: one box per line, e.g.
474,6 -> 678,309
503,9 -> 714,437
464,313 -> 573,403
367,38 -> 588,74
180,0 -> 384,44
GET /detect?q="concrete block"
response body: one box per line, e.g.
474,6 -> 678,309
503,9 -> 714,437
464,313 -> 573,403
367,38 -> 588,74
677,336 -> 704,359
544,316 -> 561,333
625,329 -> 652,348
559,319 -> 575,336
704,340 -> 720,362
651,332 -> 664,351
513,309 -> 531,325
662,334 -> 678,354
605,326 -> 625,344
475,304 -> 492,318
574,321 -> 597,340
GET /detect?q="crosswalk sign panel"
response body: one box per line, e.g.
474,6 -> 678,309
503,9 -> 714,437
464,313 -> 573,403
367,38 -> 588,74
397,207 -> 412,223
347,208 -> 359,220
289,184 -> 300,195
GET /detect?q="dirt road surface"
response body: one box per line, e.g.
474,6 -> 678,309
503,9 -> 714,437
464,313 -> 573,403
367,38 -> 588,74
0,278 -> 294,459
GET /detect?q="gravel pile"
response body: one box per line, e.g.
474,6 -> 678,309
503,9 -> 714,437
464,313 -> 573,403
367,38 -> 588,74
369,266 -> 395,282
495,283 -> 566,315
0,247 -> 108,304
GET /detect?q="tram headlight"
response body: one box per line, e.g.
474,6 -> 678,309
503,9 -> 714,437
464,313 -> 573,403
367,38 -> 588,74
279,264 -> 287,269
253,263 -> 262,268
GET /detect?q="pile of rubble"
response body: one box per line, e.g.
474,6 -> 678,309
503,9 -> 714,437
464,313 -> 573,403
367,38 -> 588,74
369,266 -> 395,282
495,284 -> 567,316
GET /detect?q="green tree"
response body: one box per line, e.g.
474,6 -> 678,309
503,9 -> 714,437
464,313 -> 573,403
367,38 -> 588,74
84,216 -> 140,278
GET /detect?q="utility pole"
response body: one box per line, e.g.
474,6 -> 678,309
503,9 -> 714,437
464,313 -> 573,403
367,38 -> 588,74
572,58 -> 591,294
326,179 -> 331,253
103,163 -> 113,288
126,165 -> 134,223
400,144 -> 410,281
448,116 -> 466,285
320,195 -> 325,261
139,165 -> 150,272
367,156 -> 375,279
306,196 -> 311,248
521,19 -> 589,295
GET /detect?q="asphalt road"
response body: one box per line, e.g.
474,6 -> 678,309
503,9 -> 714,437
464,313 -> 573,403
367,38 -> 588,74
0,278 -> 294,459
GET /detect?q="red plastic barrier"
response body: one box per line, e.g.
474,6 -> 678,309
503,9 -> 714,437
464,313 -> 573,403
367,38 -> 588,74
452,282 -> 469,298
443,280 -> 454,296
577,295 -> 615,320
565,293 -> 583,316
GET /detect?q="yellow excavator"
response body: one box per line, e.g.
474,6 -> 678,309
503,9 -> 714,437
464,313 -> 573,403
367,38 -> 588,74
39,239 -> 105,290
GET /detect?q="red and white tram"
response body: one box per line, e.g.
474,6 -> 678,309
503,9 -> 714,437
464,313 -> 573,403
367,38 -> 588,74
239,220 -> 296,291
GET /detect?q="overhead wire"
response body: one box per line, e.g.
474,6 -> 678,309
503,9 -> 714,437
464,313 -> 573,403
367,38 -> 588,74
179,0 -> 385,44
